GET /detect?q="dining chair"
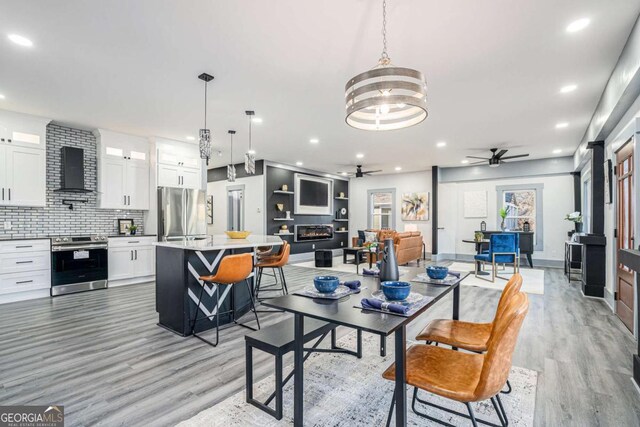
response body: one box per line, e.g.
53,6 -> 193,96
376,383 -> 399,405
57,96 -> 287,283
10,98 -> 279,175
382,292 -> 529,427
255,241 -> 291,301
474,233 -> 519,282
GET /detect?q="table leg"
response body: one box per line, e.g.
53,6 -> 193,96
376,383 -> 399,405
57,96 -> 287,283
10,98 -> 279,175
293,313 -> 304,427
394,326 -> 407,426
453,284 -> 460,321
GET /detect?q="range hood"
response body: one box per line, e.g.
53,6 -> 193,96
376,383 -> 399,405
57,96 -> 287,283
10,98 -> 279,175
54,147 -> 92,193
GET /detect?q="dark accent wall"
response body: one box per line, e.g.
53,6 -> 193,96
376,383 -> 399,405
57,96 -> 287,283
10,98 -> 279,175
265,165 -> 349,255
587,141 -> 605,235
431,166 -> 439,255
571,171 -> 581,212
208,160 -> 264,182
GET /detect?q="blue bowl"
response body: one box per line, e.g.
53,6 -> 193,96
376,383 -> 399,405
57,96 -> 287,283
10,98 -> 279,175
381,281 -> 412,301
313,276 -> 340,293
426,265 -> 449,280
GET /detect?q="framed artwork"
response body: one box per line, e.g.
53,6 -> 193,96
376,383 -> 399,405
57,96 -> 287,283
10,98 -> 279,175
206,195 -> 214,224
463,191 -> 488,218
604,159 -> 612,204
117,219 -> 134,235
401,192 -> 429,221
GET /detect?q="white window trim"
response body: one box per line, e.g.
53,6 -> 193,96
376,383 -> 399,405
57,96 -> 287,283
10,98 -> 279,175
367,188 -> 396,229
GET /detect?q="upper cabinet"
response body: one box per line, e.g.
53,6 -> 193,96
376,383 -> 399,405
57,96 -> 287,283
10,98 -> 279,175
95,129 -> 150,210
0,110 -> 49,207
155,138 -> 204,190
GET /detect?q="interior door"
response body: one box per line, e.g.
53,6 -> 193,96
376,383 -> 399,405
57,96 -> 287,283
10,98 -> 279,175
126,161 -> 149,210
616,140 -> 635,333
227,188 -> 244,231
5,145 -> 46,207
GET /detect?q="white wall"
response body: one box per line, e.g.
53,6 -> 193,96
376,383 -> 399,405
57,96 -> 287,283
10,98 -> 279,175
348,171 -> 432,251
437,174 -> 574,263
207,174 -> 265,235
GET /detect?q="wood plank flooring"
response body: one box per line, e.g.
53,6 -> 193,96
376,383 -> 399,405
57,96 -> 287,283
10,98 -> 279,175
0,263 -> 639,426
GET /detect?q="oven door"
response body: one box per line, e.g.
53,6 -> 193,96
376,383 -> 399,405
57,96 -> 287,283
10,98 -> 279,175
51,247 -> 108,286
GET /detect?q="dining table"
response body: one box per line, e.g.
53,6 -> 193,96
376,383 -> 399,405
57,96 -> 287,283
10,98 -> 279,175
462,238 -> 490,276
262,272 -> 469,426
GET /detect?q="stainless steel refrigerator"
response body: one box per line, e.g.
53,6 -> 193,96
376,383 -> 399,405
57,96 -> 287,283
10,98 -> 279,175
158,187 -> 207,240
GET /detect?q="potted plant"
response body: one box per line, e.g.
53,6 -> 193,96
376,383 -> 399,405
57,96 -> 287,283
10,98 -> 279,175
565,211 -> 583,233
499,208 -> 507,231
128,224 -> 138,236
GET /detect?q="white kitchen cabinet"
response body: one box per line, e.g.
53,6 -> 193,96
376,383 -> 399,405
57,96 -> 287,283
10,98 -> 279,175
157,163 -> 201,189
155,138 -> 203,190
96,129 -> 150,210
0,111 -> 49,208
0,239 -> 51,303
108,237 -> 155,284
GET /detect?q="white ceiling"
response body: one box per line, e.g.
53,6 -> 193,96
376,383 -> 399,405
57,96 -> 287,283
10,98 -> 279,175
1,0 -> 638,174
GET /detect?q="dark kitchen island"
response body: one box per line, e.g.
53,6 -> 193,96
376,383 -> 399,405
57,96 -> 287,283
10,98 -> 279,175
154,235 -> 284,336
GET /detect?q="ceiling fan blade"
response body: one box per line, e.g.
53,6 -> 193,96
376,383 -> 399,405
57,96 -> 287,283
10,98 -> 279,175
469,160 -> 486,165
466,156 -> 490,160
495,149 -> 508,159
362,170 -> 383,174
500,154 -> 529,160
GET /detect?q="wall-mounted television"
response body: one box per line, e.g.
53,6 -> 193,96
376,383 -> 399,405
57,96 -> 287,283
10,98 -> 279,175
294,173 -> 333,215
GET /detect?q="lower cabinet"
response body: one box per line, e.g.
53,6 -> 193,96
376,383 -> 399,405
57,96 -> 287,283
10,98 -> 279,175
0,239 -> 51,303
108,237 -> 156,284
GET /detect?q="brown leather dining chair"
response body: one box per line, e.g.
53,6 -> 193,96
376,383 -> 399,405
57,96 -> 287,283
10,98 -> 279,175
382,292 -> 529,427
415,273 -> 523,394
191,253 -> 260,347
255,241 -> 290,301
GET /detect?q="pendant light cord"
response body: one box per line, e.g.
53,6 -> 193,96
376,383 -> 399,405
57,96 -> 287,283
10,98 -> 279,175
248,115 -> 252,151
230,133 -> 233,164
380,0 -> 390,64
204,82 -> 207,129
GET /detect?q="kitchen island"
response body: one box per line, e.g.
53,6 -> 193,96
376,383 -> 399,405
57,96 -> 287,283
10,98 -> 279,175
154,235 -> 284,336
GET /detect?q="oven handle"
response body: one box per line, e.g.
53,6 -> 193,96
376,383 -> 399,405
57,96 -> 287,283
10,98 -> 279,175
51,245 -> 108,251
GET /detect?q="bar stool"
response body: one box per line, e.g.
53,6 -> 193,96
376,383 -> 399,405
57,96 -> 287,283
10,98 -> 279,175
191,253 -> 260,347
255,241 -> 290,302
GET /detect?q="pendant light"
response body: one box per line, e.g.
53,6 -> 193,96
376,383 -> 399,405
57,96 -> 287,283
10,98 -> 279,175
227,130 -> 236,182
244,110 -> 256,175
345,0 -> 427,131
198,73 -> 214,164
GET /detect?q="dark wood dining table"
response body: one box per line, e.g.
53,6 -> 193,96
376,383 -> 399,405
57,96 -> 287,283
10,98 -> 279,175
262,272 -> 469,426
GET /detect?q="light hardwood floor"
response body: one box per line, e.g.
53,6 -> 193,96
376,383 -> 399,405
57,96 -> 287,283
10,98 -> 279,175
0,263 -> 639,426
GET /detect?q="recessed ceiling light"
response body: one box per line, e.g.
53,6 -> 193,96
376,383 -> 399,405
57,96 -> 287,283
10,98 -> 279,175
8,34 -> 33,47
0,94 -> 5,100
324,174 -> 332,178
553,149 -> 563,154
252,117 -> 263,123
185,136 -> 195,141
248,149 -> 256,155
555,122 -> 569,129
356,153 -> 364,159
461,159 -> 469,164
309,138 -> 319,144
394,166 -> 402,171
341,172 -> 349,176
560,84 -> 577,93
566,18 -> 590,33
296,161 -> 303,166
436,141 -> 447,148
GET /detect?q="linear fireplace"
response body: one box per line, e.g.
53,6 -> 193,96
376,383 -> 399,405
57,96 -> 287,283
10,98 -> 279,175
294,224 -> 334,242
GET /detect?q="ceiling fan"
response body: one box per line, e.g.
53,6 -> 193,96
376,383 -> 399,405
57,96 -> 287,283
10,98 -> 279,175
466,148 -> 529,167
337,164 -> 382,178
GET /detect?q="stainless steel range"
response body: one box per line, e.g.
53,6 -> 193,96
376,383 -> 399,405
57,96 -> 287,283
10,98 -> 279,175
51,235 -> 108,296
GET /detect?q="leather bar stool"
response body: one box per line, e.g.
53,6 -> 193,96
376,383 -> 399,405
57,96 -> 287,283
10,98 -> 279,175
191,253 -> 260,347
255,241 -> 290,302
383,292 -> 529,427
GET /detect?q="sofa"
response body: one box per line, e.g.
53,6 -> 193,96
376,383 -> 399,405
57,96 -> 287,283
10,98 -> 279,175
352,229 -> 423,265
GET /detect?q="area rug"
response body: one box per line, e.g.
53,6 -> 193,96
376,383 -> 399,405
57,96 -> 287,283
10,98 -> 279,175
178,333 -> 537,427
446,262 -> 544,295
293,256 -> 413,276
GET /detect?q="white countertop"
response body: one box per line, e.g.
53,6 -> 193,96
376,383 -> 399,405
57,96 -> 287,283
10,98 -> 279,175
153,235 -> 284,251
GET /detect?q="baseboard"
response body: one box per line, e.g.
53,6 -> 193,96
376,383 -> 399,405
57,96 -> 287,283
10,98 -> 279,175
603,288 -> 616,312
432,253 -> 563,268
0,289 -> 50,304
108,276 -> 155,288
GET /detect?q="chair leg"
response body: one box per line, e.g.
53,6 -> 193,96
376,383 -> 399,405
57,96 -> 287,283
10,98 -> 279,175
385,393 -> 395,427
501,379 -> 512,394
466,402 -> 479,427
496,394 -> 508,426
280,267 -> 289,294
190,282 -> 206,335
490,397 -> 507,427
245,279 -> 261,330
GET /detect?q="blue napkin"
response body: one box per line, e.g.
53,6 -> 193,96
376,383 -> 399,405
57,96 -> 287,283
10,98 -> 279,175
361,298 -> 409,315
362,268 -> 379,276
448,271 -> 460,278
341,280 -> 361,290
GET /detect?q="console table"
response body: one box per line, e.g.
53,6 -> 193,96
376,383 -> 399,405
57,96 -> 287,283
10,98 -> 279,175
475,230 -> 535,267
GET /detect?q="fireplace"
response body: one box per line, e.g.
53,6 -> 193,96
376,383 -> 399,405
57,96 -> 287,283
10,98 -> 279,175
294,224 -> 334,242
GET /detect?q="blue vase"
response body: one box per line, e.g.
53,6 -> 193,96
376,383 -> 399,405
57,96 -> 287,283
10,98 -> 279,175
379,238 -> 399,282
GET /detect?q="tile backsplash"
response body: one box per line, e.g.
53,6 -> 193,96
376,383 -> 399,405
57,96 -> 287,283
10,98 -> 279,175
0,124 -> 145,238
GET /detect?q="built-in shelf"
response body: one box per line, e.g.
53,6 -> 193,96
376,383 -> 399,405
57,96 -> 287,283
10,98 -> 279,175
273,218 -> 295,221
273,190 -> 294,195
334,219 -> 349,222
274,232 -> 294,236
335,197 -> 349,200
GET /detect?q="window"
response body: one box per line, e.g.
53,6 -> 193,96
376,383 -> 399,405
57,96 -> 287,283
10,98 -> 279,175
496,184 -> 544,251
368,189 -> 395,229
